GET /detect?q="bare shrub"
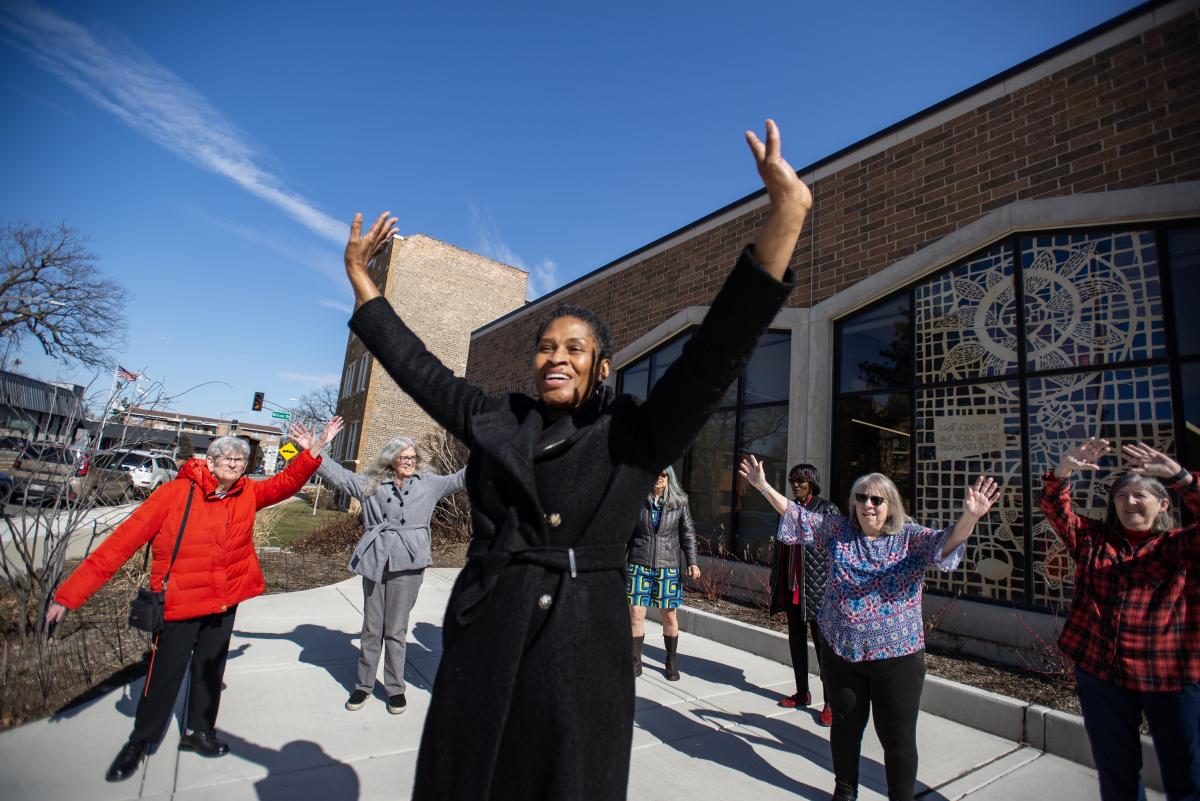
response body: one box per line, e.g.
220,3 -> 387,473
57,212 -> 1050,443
290,515 -> 364,556
421,427 -> 472,546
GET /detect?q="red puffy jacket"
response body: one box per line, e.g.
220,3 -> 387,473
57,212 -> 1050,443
55,451 -> 321,620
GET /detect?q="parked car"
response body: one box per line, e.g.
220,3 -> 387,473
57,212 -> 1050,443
98,450 -> 178,497
9,442 -> 135,506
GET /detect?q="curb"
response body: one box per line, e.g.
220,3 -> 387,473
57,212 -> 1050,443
648,604 -> 1163,793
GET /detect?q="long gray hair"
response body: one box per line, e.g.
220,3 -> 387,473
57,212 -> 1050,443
363,436 -> 420,496
655,465 -> 689,510
1104,474 -> 1176,533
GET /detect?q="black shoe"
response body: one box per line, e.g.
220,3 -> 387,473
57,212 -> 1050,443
831,778 -> 858,800
345,689 -> 370,711
633,635 -> 644,678
105,740 -> 148,782
179,729 -> 230,758
386,693 -> 407,714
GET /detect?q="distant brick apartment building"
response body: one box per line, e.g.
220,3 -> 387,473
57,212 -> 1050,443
332,234 -> 527,472
463,0 -> 1200,664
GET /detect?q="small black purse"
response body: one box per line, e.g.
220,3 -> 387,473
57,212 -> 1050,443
128,483 -> 195,634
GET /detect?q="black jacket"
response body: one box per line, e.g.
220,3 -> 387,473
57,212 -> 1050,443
769,495 -> 839,619
350,246 -> 792,801
627,500 -> 698,569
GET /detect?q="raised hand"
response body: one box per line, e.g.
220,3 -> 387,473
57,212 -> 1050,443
289,422 -> 318,451
745,120 -> 812,217
319,416 -> 345,450
962,475 -> 1001,519
1054,437 -> 1111,479
738,455 -> 767,490
1121,442 -> 1182,479
344,211 -> 398,306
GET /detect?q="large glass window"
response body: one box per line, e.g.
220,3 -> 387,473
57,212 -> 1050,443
618,329 -> 790,564
834,223 -> 1195,611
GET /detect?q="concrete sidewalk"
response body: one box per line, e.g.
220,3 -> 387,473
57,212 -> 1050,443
0,568 -> 1157,800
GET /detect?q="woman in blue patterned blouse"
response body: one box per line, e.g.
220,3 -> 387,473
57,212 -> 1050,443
739,455 -> 1000,801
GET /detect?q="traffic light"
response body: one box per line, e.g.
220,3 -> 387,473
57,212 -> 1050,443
252,391 -> 264,411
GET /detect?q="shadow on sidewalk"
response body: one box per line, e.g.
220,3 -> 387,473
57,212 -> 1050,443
214,730 -> 361,801
234,624 -> 360,692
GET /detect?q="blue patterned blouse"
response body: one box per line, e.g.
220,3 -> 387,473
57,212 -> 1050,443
777,500 -> 964,662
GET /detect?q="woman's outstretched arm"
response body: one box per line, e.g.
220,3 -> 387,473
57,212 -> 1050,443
1040,438 -> 1111,556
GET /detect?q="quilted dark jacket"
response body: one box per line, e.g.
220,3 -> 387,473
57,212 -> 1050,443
626,500 -> 698,569
768,494 -> 838,619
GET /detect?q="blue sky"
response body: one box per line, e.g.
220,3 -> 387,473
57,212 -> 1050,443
0,0 -> 1143,423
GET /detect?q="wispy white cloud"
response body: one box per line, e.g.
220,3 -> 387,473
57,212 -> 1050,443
278,371 -> 340,385
0,3 -> 345,244
471,204 -> 558,300
185,206 -> 346,287
317,298 -> 353,314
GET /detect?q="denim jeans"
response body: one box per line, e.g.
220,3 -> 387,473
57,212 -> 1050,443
1075,666 -> 1200,801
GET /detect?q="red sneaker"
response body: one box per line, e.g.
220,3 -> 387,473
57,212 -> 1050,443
778,691 -> 812,708
819,705 -> 833,727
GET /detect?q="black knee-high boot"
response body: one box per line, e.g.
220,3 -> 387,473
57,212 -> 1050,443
664,635 -> 680,681
633,635 -> 644,677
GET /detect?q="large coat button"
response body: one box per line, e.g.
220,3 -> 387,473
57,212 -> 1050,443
546,512 -> 562,527
537,593 -> 553,610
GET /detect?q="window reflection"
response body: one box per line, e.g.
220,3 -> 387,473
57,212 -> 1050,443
838,296 -> 912,393
834,393 -> 912,511
737,405 -> 790,564
1168,227 -> 1200,356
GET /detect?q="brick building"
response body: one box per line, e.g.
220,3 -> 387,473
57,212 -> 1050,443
464,0 -> 1200,663
333,234 -> 527,471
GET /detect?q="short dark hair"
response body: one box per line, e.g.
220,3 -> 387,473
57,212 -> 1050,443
788,463 -> 821,496
534,304 -> 613,360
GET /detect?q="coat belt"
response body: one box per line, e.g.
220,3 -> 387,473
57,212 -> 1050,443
455,542 -> 627,625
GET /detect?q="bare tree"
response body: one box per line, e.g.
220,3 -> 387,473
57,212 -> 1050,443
288,384 -> 339,427
0,222 -> 128,369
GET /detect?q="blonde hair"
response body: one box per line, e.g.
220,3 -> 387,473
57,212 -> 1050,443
848,472 -> 907,535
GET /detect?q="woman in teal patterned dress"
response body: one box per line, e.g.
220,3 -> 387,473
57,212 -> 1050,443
626,465 -> 701,680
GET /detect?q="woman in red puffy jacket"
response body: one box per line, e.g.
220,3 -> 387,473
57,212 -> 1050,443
46,419 -> 340,783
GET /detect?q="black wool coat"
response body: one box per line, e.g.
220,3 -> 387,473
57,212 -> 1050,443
350,246 -> 793,801
769,495 -> 839,619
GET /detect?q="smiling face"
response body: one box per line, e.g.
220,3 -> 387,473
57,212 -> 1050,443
1113,484 -> 1169,531
533,316 -> 611,410
853,484 -> 889,537
392,447 -> 418,479
206,451 -> 248,489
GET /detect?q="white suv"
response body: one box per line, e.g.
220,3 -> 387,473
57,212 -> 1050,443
99,450 -> 179,497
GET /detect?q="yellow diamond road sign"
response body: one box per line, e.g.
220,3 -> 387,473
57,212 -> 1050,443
278,442 -> 299,461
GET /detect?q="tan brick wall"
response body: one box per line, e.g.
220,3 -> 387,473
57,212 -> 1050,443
465,9 -> 1200,392
337,235 -> 527,471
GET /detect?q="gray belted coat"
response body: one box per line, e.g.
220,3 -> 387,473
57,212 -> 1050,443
315,458 -> 465,579
349,246 -> 793,801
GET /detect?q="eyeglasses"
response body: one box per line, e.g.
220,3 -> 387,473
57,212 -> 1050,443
397,456 -> 418,464
215,456 -> 247,466
855,492 -> 887,507
658,473 -> 668,479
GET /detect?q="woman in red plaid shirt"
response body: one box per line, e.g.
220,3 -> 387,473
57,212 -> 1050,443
1041,437 -> 1199,801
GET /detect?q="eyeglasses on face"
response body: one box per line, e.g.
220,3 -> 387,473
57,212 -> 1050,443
854,492 -> 887,507
397,455 -> 418,464
215,456 -> 247,466
658,472 -> 668,479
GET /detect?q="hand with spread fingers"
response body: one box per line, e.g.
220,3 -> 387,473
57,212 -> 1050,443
344,211 -> 399,307
290,416 -> 344,458
1054,437 -> 1112,479
1121,442 -> 1185,480
962,475 -> 1002,520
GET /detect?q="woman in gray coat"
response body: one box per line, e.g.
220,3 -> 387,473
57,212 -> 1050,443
627,465 -> 700,680
316,427 -> 465,714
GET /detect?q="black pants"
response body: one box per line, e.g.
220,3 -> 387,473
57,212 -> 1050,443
821,643 -> 925,801
131,607 -> 237,746
784,604 -> 824,697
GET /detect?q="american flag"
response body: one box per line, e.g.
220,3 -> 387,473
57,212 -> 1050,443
116,365 -> 140,381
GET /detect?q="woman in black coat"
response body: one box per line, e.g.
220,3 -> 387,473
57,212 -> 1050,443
627,465 -> 700,681
768,463 -> 838,725
342,120 -> 812,801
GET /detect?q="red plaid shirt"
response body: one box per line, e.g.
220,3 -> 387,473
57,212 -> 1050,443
1040,470 -> 1200,691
